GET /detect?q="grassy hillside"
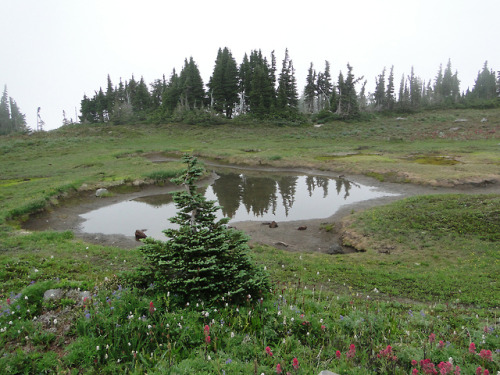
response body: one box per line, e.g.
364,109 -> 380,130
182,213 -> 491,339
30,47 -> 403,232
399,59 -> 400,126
0,108 -> 498,374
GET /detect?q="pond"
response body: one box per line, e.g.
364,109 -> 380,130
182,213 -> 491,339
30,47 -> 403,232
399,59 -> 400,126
79,168 -> 399,241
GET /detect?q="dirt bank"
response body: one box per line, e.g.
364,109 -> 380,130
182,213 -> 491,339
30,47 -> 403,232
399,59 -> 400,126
23,164 -> 500,253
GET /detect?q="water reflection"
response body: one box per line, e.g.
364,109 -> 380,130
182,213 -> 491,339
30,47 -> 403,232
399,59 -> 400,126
79,170 -> 398,240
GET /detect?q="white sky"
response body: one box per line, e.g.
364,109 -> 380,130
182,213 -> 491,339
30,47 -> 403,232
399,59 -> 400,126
1,0 -> 498,130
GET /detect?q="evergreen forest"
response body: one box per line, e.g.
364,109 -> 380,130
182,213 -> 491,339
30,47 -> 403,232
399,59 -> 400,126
78,48 -> 500,126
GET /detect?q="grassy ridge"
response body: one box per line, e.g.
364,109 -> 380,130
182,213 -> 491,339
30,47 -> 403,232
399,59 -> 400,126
0,108 -> 499,373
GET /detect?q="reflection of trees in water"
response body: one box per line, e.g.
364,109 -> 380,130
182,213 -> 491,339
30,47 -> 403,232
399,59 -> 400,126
210,172 -> 355,219
336,178 -> 352,199
134,192 -> 175,208
211,173 -> 243,217
241,176 -> 277,217
277,176 -> 298,216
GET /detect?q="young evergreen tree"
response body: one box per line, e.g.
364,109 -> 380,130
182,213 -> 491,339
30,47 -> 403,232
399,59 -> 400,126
139,155 -> 269,304
105,74 -> 115,117
162,69 -> 182,115
433,64 -> 444,105
408,66 -> 422,110
337,64 -> 360,118
9,98 -> 27,131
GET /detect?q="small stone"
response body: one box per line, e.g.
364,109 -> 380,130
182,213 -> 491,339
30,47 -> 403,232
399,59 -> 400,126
95,188 -> 109,197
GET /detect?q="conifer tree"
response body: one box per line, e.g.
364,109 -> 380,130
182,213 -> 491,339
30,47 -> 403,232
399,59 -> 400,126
139,155 -> 269,304
179,57 -> 206,109
385,66 -> 395,111
471,61 -> 497,100
304,62 -> 317,113
0,86 -> 11,134
374,67 -> 386,110
317,60 -> 333,111
208,47 -> 239,118
277,49 -> 298,112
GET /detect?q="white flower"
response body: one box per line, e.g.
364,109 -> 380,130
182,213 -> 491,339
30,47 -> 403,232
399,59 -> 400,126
320,318 -> 323,323
24,296 -> 28,300
230,332 -> 235,338
147,325 -> 152,330
207,355 -> 211,360
448,357 -> 453,364
96,346 -> 100,351
105,354 -> 108,359
117,359 -> 121,363
53,319 -> 57,325
128,342 -> 131,346
317,271 -> 320,275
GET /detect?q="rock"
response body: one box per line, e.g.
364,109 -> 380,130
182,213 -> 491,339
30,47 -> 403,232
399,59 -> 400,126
454,118 -> 468,122
275,241 -> 289,247
318,371 -> 340,375
269,221 -> 278,228
481,117 -> 488,122
396,117 -> 407,120
95,188 -> 109,197
43,288 -> 91,305
135,229 -> 147,239
297,226 -> 307,230
327,244 -> 344,254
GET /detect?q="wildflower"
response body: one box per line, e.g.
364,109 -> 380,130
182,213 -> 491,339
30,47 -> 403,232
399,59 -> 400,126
346,344 -> 356,358
437,361 -> 453,375
469,342 -> 476,354
276,363 -> 282,374
438,340 -> 445,349
321,324 -> 326,331
226,358 -> 232,364
476,368 -> 482,375
230,332 -> 235,338
205,335 -> 211,344
292,357 -> 299,370
412,360 -> 418,366
335,350 -> 341,359
265,346 -> 273,356
6,298 -> 11,305
479,349 -> 492,361
429,333 -> 436,343
412,369 -> 419,375
204,325 -> 210,335
149,301 -> 155,314
453,365 -> 461,375
96,346 -> 100,351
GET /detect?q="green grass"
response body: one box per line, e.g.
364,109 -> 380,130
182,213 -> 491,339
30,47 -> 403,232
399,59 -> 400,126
0,107 -> 499,373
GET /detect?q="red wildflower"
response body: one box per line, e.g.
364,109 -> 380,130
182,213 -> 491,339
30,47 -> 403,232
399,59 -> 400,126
412,360 -> 418,366
437,361 -> 453,375
335,350 -> 341,359
149,301 -> 154,314
6,298 -> 10,305
276,363 -> 282,374
429,333 -> 436,343
346,344 -> 356,358
321,325 -> 326,331
205,335 -> 211,344
469,342 -> 476,354
438,340 -> 445,349
453,365 -> 461,375
475,367 -> 482,375
479,349 -> 492,361
265,346 -> 273,356
412,369 -> 419,375
483,370 -> 489,375
292,357 -> 299,370
204,324 -> 210,336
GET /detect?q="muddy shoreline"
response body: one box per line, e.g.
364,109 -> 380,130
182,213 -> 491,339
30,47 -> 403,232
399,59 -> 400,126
23,161 -> 500,252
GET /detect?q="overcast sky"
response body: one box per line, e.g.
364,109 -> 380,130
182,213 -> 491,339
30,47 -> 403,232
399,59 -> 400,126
1,0 -> 498,130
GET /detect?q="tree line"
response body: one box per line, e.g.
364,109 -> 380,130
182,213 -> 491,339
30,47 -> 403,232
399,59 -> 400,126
81,49 -> 498,126
0,86 -> 28,135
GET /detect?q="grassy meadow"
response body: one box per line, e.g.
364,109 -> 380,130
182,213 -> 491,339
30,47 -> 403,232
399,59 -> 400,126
0,108 -> 499,374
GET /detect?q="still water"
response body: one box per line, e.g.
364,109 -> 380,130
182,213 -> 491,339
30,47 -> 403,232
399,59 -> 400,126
80,170 -> 399,240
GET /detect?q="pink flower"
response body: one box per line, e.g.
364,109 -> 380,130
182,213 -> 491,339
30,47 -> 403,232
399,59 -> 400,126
483,370 -> 489,375
6,298 -> 11,305
454,365 -> 461,375
335,350 -> 341,359
292,357 -> 299,370
149,301 -> 154,314
205,335 -> 211,344
412,360 -> 418,366
438,340 -> 445,349
429,333 -> 436,343
321,324 -> 326,331
276,363 -> 282,374
479,349 -> 492,361
346,344 -> 356,358
469,342 -> 476,354
412,369 -> 419,375
475,367 -> 482,375
438,361 -> 453,375
265,346 -> 273,356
